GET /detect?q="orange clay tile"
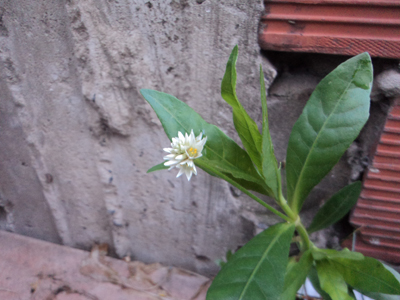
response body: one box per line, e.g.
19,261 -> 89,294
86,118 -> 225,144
259,0 -> 400,58
350,98 -> 400,264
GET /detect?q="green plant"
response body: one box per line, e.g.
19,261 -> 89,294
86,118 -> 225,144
141,46 -> 400,300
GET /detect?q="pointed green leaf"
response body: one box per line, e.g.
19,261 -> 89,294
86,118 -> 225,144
308,181 -> 362,233
360,292 -> 400,300
140,89 -> 272,196
226,249 -> 233,261
147,162 -> 169,173
311,248 -> 364,261
308,266 -> 333,300
215,250 -> 234,268
221,46 -> 262,171
286,53 -> 372,213
279,250 -> 313,300
358,264 -> 400,300
332,256 -> 400,294
316,259 -> 354,300
206,222 -> 295,300
260,65 -> 280,199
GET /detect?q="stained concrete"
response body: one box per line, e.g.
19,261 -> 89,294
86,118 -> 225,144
0,230 -> 210,300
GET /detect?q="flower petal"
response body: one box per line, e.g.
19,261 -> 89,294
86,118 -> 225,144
161,130 -> 207,181
176,167 -> 185,178
177,154 -> 188,160
192,164 -> 197,175
179,158 -> 190,165
164,160 -> 178,167
185,167 -> 193,181
178,131 -> 184,141
196,132 -> 203,141
164,154 -> 176,160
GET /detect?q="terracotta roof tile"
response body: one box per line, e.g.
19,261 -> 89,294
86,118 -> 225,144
349,98 -> 400,264
259,0 -> 400,58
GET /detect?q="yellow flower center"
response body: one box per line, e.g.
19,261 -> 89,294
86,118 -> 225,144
188,147 -> 197,157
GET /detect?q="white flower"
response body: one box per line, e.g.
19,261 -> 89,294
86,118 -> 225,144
163,130 -> 207,181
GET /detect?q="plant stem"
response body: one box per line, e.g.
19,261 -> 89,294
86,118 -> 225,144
195,161 -> 313,249
278,192 -> 312,251
295,217 -> 312,252
277,191 -> 297,221
196,161 -> 291,222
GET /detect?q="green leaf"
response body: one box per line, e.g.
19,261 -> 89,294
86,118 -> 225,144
260,65 -> 280,199
308,181 -> 362,233
279,250 -> 313,300
214,259 -> 224,268
332,256 -> 400,294
206,222 -> 295,300
316,259 -> 354,300
311,248 -> 364,261
308,266 -> 333,300
147,162 -> 169,173
215,250 -> 234,268
221,46 -> 263,171
140,89 -> 272,196
286,53 -> 372,213
359,264 -> 400,300
226,249 -> 233,261
362,293 -> 400,300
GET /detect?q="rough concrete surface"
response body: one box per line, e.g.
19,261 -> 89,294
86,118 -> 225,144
0,0 -> 390,276
375,69 -> 400,98
0,0 -> 279,276
0,230 -> 210,300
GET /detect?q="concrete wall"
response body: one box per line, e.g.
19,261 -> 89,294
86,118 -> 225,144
0,0 -> 393,275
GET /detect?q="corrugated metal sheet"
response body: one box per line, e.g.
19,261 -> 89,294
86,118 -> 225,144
349,98 -> 400,264
259,0 -> 400,58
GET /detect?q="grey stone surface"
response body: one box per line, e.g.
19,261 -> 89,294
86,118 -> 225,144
375,69 -> 400,98
0,61 -> 61,243
0,0 -> 113,250
0,0 -> 380,276
0,0 -> 276,276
